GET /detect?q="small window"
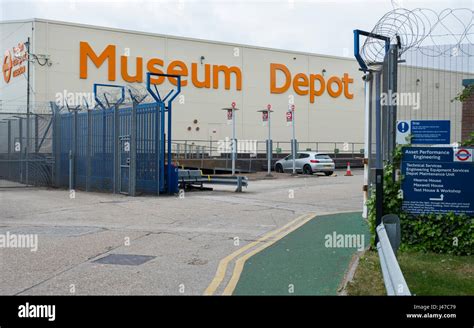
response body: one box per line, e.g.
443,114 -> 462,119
298,153 -> 310,159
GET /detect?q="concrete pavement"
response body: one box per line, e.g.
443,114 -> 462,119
0,169 -> 364,295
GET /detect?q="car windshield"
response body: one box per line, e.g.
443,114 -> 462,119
315,154 -> 331,159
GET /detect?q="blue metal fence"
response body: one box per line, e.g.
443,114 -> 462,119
54,102 -> 177,195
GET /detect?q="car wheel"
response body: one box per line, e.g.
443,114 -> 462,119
303,165 -> 313,175
275,164 -> 283,173
324,171 -> 333,176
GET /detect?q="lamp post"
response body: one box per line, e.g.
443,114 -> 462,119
221,102 -> 239,175
258,104 -> 273,177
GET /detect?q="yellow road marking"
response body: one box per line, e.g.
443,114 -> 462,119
203,213 -> 314,296
222,213 -> 316,295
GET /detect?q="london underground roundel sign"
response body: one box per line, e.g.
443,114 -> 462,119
454,149 -> 472,162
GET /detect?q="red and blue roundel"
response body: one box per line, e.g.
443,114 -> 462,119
454,148 -> 472,162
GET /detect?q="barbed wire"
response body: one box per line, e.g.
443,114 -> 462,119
361,7 -> 474,65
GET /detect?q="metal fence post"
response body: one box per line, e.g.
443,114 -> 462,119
73,109 -> 78,190
34,114 -> 39,153
387,44 -> 398,179
130,101 -> 137,197
50,102 -> 61,188
7,120 -> 11,180
18,118 -> 23,183
69,149 -> 73,190
113,105 -> 120,194
375,71 -> 384,238
86,109 -> 92,192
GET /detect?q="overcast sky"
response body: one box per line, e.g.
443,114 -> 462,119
0,0 -> 472,56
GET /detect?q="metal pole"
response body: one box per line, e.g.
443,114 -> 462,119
113,105 -> 120,194
51,102 -> 60,188
7,120 -> 11,179
363,72 -> 373,219
291,106 -> 296,175
155,103 -> 161,196
130,101 -> 137,196
19,118 -> 23,183
387,44 -> 398,177
34,114 -> 39,153
232,107 -> 236,176
26,37 -> 30,185
267,109 -> 272,177
73,110 -> 77,190
86,109 -> 92,192
381,44 -> 398,165
375,72 -> 382,172
167,103 -> 172,194
160,102 -> 165,193
375,71 -> 384,240
69,150 -> 73,191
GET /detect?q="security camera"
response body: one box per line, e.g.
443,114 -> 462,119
362,72 -> 372,82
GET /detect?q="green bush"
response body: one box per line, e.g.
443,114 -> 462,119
366,147 -> 473,256
400,212 -> 473,255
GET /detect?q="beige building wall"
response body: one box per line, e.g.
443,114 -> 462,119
1,19 -> 365,144
2,19 -> 470,144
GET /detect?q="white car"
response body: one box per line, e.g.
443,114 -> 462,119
274,152 -> 335,175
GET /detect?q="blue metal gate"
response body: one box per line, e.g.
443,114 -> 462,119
54,102 -> 178,195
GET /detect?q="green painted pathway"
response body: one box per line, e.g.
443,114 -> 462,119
233,212 -> 369,295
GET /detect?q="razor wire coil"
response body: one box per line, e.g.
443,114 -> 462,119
361,8 -> 474,66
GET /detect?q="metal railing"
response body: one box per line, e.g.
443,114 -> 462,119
171,139 -> 365,160
376,222 -> 411,296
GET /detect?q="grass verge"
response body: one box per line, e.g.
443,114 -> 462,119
346,249 -> 474,296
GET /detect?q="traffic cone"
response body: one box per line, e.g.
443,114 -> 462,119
344,162 -> 353,176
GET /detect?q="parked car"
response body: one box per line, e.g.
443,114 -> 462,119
274,152 -> 335,175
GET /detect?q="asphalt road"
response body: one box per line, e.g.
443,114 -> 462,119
0,169 -> 364,295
